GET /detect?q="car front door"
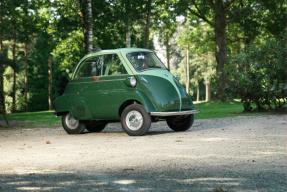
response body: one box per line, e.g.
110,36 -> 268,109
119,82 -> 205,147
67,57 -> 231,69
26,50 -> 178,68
88,53 -> 132,120
72,53 -> 133,120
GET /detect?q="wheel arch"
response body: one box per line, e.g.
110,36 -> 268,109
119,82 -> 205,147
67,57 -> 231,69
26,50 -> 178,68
55,111 -> 69,116
118,99 -> 142,116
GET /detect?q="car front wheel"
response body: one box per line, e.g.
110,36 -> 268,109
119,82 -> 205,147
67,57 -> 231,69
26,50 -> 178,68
121,104 -> 151,136
166,115 -> 194,132
62,113 -> 86,134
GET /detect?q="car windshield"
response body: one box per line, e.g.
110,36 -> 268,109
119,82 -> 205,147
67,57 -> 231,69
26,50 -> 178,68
126,52 -> 166,72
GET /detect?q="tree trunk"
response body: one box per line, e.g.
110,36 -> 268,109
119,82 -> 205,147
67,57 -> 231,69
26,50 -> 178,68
196,84 -> 200,102
125,0 -> 131,47
0,40 -> 5,116
0,48 -> 4,114
205,81 -> 211,101
185,46 -> 190,94
144,0 -> 152,48
126,25 -> 131,48
48,57 -> 52,110
165,39 -> 170,69
81,0 -> 93,53
24,43 -> 29,111
12,28 -> 17,112
0,2 -> 5,115
0,1 -> 8,125
214,0 -> 227,101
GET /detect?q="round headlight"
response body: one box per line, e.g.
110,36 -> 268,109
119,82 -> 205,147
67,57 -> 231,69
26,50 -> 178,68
130,76 -> 137,87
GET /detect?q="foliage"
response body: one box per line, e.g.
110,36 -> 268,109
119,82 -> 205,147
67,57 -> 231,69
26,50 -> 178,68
52,30 -> 84,73
0,0 -> 286,116
228,39 -> 287,111
175,20 -> 216,98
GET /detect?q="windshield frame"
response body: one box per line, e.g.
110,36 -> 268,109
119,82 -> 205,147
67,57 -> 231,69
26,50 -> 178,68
126,51 -> 168,72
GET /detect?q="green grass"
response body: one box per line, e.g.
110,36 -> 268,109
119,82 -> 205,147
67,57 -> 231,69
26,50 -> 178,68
0,101 -> 258,128
0,111 -> 60,128
194,101 -> 244,119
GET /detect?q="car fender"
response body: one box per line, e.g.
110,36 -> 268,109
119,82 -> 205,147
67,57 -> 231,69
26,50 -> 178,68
134,90 -> 156,113
54,95 -> 93,120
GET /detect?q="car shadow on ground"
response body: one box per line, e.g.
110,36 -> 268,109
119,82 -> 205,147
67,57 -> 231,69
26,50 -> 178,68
1,166 -> 286,192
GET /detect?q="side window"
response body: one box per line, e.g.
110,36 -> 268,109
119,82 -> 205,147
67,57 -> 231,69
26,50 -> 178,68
75,56 -> 104,78
103,54 -> 127,76
75,54 -> 127,78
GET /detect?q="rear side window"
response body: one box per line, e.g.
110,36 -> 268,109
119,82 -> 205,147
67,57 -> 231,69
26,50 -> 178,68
75,56 -> 104,78
104,54 -> 127,76
75,54 -> 127,78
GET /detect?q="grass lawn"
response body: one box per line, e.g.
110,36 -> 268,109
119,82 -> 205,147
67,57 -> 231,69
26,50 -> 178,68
195,101 -> 244,119
0,101 -> 252,128
0,111 -> 60,128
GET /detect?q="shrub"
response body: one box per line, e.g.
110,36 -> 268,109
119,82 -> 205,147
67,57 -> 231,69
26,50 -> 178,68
229,40 -> 287,111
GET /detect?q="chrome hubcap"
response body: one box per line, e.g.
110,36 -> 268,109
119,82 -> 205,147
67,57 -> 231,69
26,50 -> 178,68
125,110 -> 143,131
65,113 -> 79,129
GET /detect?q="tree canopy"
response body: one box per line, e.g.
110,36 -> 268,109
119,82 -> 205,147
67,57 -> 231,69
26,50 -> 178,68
0,0 -> 286,114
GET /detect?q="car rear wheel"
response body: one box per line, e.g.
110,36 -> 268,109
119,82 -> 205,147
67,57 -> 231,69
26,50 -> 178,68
166,115 -> 194,132
85,121 -> 107,132
62,113 -> 86,134
121,104 -> 151,136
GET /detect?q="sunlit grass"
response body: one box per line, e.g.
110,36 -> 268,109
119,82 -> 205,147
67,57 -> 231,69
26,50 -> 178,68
0,111 -> 60,128
194,101 -> 244,119
1,101 -> 276,128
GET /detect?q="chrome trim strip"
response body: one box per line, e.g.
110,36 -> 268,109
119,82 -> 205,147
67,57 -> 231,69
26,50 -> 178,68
150,110 -> 199,116
70,78 -> 126,84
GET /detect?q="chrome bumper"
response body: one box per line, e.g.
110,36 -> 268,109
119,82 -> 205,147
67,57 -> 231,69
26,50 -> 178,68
150,109 -> 199,117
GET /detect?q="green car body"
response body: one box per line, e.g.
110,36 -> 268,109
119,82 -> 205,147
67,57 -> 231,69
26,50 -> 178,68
54,48 -> 198,135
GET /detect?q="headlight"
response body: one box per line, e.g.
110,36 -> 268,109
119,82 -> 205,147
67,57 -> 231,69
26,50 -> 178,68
130,76 -> 137,87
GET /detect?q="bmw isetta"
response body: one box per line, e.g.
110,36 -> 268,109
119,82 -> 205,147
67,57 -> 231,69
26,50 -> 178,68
54,48 -> 198,136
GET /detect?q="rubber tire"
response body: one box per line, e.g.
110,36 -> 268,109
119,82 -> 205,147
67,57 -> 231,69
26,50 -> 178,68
166,115 -> 194,132
121,104 -> 151,136
61,113 -> 86,134
85,121 -> 107,132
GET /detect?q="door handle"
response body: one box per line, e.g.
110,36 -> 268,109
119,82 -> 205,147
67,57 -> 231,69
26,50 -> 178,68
91,76 -> 98,81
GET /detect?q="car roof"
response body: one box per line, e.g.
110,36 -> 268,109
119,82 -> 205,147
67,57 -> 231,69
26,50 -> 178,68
85,48 -> 153,58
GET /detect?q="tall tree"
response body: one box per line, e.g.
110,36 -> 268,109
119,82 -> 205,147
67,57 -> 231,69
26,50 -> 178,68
124,0 -> 131,47
0,0 -> 5,115
185,46 -> 190,93
48,57 -> 52,110
180,0 -> 235,100
213,0 -> 227,100
154,0 -> 177,69
144,0 -> 152,48
11,28 -> 17,112
80,0 -> 94,53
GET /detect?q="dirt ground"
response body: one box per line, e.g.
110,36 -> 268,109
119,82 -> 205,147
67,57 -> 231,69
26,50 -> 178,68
0,114 -> 287,192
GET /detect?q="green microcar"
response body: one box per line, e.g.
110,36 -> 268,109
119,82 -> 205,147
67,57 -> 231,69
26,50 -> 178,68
54,48 -> 198,136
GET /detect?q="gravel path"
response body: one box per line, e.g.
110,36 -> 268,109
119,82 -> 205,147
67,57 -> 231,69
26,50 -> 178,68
0,114 -> 287,191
